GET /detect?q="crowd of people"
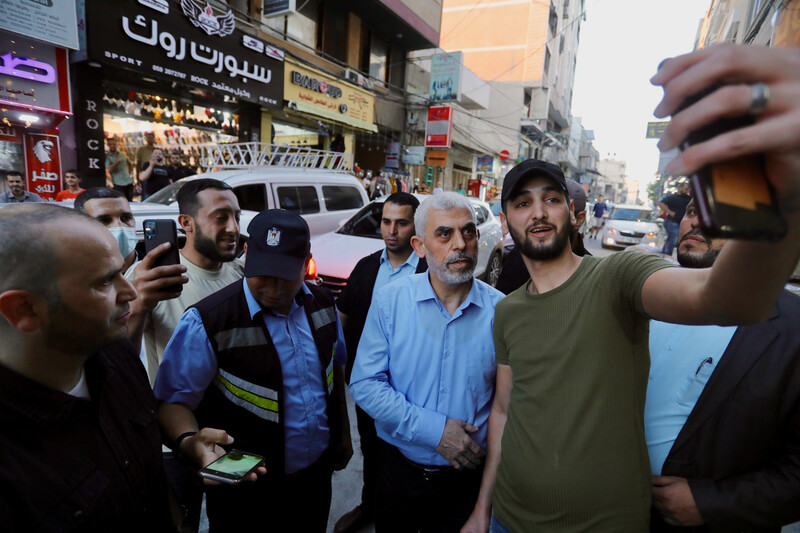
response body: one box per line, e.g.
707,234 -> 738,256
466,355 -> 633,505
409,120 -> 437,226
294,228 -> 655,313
1,44 -> 799,533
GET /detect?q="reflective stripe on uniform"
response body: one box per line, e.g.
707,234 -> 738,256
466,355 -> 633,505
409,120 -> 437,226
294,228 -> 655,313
212,369 -> 279,423
215,327 -> 269,351
325,359 -> 334,393
310,307 -> 336,330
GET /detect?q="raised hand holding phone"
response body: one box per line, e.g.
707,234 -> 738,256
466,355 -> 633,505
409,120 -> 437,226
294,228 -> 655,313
179,428 -> 267,486
651,45 -> 800,213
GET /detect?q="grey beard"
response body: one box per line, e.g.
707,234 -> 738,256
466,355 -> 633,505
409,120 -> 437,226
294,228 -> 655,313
426,249 -> 475,285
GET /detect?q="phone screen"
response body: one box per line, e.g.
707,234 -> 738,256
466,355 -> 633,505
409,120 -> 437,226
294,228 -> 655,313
204,452 -> 263,478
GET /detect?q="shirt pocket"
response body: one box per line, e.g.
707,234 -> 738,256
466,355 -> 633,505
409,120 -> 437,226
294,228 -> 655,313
467,348 -> 496,397
671,357 -> 716,414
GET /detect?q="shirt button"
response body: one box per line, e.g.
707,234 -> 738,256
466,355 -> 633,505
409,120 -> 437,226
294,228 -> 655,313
444,351 -> 451,358
74,510 -> 84,519
123,459 -> 130,467
441,388 -> 448,393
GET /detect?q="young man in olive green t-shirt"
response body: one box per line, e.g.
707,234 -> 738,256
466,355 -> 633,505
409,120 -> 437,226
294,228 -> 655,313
462,105 -> 800,532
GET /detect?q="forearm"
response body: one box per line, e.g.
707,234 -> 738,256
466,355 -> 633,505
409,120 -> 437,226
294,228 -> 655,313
700,209 -> 800,324
158,402 -> 199,443
473,403 -> 508,514
140,165 -> 154,181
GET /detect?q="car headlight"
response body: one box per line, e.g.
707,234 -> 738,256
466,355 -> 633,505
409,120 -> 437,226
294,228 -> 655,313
645,232 -> 658,239
608,228 -> 618,235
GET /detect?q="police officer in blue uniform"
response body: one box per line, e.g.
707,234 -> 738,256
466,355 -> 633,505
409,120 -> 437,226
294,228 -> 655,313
155,210 -> 352,532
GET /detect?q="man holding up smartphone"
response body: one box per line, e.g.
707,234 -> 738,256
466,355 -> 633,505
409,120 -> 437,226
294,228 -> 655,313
462,44 -> 800,533
156,210 -> 352,532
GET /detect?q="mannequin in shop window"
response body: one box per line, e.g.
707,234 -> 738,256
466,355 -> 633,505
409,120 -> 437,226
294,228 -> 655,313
140,149 -> 172,199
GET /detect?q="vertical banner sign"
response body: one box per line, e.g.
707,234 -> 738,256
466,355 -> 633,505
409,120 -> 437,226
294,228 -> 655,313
772,0 -> 800,47
425,106 -> 453,148
23,133 -> 62,201
429,52 -> 463,102
74,64 -> 106,187
385,142 -> 400,168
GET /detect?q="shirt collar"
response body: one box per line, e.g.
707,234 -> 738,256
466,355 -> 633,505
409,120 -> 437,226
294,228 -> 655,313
414,272 -> 485,310
242,278 -> 313,320
379,247 -> 420,270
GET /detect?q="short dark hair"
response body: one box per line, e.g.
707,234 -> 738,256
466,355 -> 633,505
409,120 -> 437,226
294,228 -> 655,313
176,178 -> 232,217
64,169 -> 79,177
0,204 -> 96,306
384,192 -> 420,214
74,187 -> 125,214
5,171 -> 22,180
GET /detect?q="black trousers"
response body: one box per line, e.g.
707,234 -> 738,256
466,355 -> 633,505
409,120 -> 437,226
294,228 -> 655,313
375,440 -> 483,533
205,450 -> 333,533
115,183 -> 134,201
356,404 -> 378,517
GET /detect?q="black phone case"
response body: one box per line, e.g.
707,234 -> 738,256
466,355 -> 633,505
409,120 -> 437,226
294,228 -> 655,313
143,219 -> 182,292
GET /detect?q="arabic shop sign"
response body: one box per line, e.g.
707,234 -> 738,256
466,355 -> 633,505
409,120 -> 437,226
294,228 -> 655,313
0,35 -> 71,113
283,61 -> 374,125
85,0 -> 284,108
429,52 -> 462,103
0,0 -> 79,50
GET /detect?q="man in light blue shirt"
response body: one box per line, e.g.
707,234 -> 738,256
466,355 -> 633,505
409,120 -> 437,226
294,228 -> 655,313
645,199 -> 800,531
350,192 -> 504,532
155,210 -> 351,532
334,192 -> 427,533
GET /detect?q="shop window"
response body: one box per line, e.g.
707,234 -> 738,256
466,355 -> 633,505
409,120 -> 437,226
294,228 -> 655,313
276,185 -> 320,214
319,3 -> 347,62
322,186 -> 364,211
368,33 -> 388,82
234,184 -> 267,212
286,0 -> 318,49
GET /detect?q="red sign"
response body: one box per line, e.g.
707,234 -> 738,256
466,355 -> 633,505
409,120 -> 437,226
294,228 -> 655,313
499,150 -> 510,161
425,106 -> 453,148
23,133 -> 62,201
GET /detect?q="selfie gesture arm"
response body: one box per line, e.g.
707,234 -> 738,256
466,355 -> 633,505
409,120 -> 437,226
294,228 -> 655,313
642,45 -> 800,326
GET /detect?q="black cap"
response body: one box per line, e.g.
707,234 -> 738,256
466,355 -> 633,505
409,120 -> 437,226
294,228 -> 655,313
245,210 -> 310,281
501,159 -> 567,208
565,178 -> 587,214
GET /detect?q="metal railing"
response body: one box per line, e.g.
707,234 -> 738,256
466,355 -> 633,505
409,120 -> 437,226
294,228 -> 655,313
197,143 -> 354,172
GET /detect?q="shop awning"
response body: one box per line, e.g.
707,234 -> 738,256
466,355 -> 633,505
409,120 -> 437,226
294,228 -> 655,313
291,100 -> 378,133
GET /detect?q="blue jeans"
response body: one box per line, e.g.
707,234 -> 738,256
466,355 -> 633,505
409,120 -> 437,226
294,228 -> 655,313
661,219 -> 680,256
491,514 -> 513,533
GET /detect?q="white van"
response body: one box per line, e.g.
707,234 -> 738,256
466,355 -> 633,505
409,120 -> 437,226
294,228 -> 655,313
143,143 -> 369,237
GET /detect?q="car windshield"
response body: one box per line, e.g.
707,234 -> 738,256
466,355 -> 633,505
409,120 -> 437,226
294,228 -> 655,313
609,208 -> 654,222
336,202 -> 384,239
143,179 -> 192,205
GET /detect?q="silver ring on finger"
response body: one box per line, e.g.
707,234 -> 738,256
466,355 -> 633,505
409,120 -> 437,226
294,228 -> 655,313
749,82 -> 770,115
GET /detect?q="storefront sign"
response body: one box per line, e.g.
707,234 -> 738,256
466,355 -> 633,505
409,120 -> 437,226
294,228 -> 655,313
477,156 -> 493,172
429,52 -> 462,103
74,63 -> 105,185
402,145 -> 426,166
23,133 -> 62,201
426,150 -> 448,167
425,106 -> 453,148
284,61 -> 375,128
0,0 -> 79,50
385,142 -> 400,169
262,0 -> 296,18
0,34 -> 71,114
85,0 -> 284,108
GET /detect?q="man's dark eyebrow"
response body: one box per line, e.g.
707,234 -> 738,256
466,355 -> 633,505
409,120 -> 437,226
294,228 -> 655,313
463,221 -> 477,230
434,225 -> 453,234
508,184 -> 561,203
96,266 -> 123,284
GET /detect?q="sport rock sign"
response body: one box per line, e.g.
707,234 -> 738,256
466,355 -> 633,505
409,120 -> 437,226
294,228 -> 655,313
181,0 -> 234,37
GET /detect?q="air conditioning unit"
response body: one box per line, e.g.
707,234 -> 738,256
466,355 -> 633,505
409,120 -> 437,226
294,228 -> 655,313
344,68 -> 374,90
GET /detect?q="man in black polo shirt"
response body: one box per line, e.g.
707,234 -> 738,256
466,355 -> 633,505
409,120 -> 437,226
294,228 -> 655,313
140,148 -> 172,199
166,151 -> 195,182
333,192 -> 426,533
657,180 -> 691,257
0,204 -> 172,530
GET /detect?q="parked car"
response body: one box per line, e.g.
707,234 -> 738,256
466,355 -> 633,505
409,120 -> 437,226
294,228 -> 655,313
309,194 -> 505,295
145,167 -> 368,237
600,204 -> 662,249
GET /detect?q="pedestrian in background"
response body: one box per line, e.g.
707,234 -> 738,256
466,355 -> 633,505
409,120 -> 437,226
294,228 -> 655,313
0,171 -> 43,203
140,148 -> 172,199
55,169 -> 84,201
105,136 -> 134,201
588,193 -> 607,238
657,181 -> 691,257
